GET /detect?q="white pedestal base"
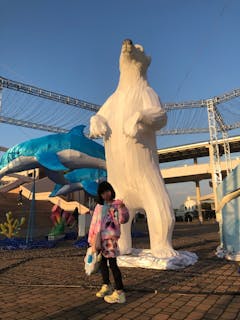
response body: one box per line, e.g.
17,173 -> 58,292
117,248 -> 198,270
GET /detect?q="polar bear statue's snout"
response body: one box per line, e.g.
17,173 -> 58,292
122,39 -> 133,53
122,39 -> 133,45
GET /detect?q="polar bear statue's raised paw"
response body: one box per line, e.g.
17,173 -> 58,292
123,112 -> 143,138
89,114 -> 109,139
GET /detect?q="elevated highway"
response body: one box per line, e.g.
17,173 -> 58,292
161,159 -> 240,184
157,135 -> 240,219
158,135 -> 240,163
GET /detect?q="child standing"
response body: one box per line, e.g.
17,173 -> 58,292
88,181 -> 129,304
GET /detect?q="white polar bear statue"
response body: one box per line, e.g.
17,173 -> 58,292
90,39 -> 177,258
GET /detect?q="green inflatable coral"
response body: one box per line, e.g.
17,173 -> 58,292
0,212 -> 25,238
48,205 -> 76,240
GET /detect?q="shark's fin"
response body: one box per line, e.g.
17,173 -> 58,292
69,125 -> 86,136
36,152 -> 68,171
54,182 -> 83,197
49,184 -> 62,197
81,180 -> 98,196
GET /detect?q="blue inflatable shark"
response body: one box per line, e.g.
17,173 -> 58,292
50,168 -> 107,197
0,126 -> 106,186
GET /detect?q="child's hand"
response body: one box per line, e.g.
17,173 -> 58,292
91,245 -> 97,253
109,207 -> 115,216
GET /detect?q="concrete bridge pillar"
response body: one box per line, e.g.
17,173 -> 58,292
194,158 -> 203,223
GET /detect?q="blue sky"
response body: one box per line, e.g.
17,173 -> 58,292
0,0 -> 239,207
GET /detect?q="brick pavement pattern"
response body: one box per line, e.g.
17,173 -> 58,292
0,221 -> 240,319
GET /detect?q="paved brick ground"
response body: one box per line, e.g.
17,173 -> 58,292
0,221 -> 240,319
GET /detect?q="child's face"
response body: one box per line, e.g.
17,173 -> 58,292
101,190 -> 112,202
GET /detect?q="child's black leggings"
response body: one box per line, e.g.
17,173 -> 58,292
100,255 -> 124,290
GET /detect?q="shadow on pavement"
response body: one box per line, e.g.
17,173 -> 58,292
41,290 -> 147,320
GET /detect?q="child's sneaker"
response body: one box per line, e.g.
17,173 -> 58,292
96,284 -> 112,298
104,290 -> 126,304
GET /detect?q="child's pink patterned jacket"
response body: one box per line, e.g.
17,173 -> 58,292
88,200 -> 129,247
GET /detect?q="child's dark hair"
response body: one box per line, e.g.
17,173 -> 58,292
97,181 -> 116,205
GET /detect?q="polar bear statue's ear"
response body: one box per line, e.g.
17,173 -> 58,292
135,44 -> 144,52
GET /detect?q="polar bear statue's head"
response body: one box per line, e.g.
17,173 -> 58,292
119,39 -> 151,80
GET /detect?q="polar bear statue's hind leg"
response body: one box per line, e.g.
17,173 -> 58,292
143,196 -> 178,258
118,209 -> 134,255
